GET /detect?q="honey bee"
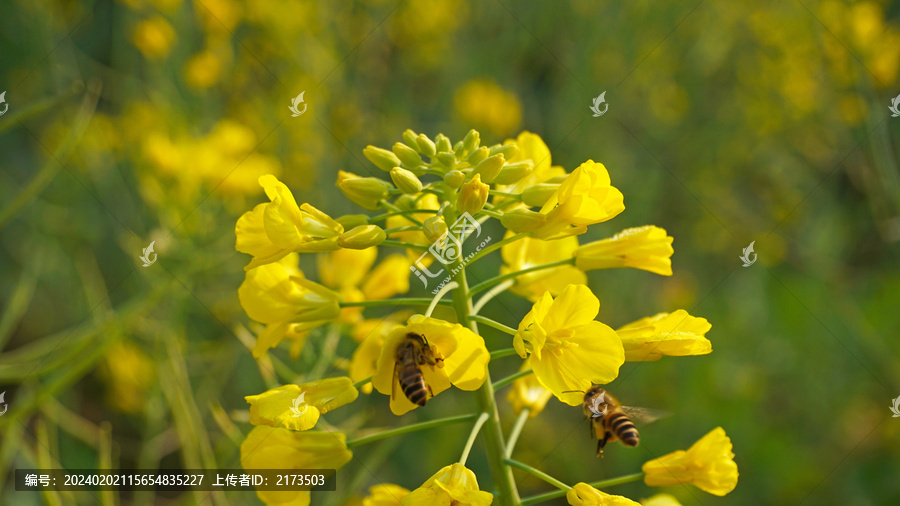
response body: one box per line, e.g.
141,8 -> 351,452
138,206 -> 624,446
393,332 -> 444,406
566,385 -> 663,457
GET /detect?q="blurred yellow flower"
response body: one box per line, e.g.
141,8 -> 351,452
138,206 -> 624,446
532,161 -> 625,240
616,310 -> 712,361
241,426 -> 352,505
372,315 -> 490,416
501,231 -> 585,301
236,175 -> 343,269
400,463 -> 493,506
363,484 -> 410,506
642,427 -> 738,496
317,249 -> 410,324
454,79 -> 522,137
514,284 -> 624,406
245,378 -> 358,431
640,494 -> 681,506
183,49 -> 222,89
100,341 -> 156,414
566,483 -> 640,505
132,16 -> 175,59
252,321 -> 310,360
500,131 -> 566,195
574,226 -> 674,276
506,358 -> 552,417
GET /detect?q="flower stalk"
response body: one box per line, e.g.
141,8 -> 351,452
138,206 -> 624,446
518,472 -> 645,505
345,414 -> 480,448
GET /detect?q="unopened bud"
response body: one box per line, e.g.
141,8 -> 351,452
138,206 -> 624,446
521,183 -> 560,207
444,170 -> 465,188
436,152 -> 457,168
416,134 -> 436,157
473,154 -> 505,183
390,167 -> 423,194
402,129 -> 419,149
493,160 -> 534,185
363,146 -> 401,172
489,143 -> 519,159
462,129 -> 480,155
435,134 -> 452,153
336,214 -> 369,229
338,225 -> 386,249
423,215 -> 448,242
467,146 -> 489,166
500,208 -> 547,232
393,142 -> 422,168
457,174 -> 489,215
453,140 -> 465,154
337,170 -> 392,210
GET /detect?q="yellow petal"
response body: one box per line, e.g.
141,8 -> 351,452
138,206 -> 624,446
362,254 -> 412,300
363,484 -> 410,506
236,204 -> 292,270
640,494 -> 682,506
567,483 -> 640,505
542,284 -> 600,331
318,248 -> 377,289
500,231 -> 585,301
574,226 -> 674,276
617,310 -> 712,361
642,427 -> 738,496
238,256 -> 341,325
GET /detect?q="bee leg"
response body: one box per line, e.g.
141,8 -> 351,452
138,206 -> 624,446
596,432 -> 610,458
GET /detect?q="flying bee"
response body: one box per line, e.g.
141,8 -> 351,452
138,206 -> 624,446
393,332 -> 444,406
564,386 -> 664,457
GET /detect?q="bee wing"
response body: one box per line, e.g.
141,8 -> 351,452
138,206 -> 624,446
620,406 -> 669,425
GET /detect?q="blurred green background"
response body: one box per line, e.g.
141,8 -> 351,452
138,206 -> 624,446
2,0 -> 900,504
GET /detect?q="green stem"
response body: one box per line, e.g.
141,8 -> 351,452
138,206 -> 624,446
519,472 -> 645,506
380,239 -> 430,251
345,414 -> 479,448
489,348 -> 519,360
426,282 -> 458,318
339,298 -> 450,308
368,208 -> 440,223
383,226 -> 422,234
505,409 -> 529,458
378,201 -> 423,225
450,248 -> 521,506
492,369 -> 533,390
459,412 -> 490,466
468,315 -> 517,335
472,279 -> 515,315
503,459 -> 570,491
478,208 -> 504,219
352,376 -> 372,389
468,258 -> 575,296
466,233 -> 527,266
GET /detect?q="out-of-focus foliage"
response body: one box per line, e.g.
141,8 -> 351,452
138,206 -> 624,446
1,0 -> 899,504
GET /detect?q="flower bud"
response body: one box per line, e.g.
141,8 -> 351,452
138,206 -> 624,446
435,133 -> 452,153
363,145 -> 401,172
416,134 -> 436,157
390,167 -> 423,194
394,194 -> 417,210
462,129 -> 480,154
493,160 -> 534,185
393,142 -> 422,168
457,174 -> 489,215
473,154 -> 505,183
402,129 -> 419,149
521,183 -> 559,207
489,143 -> 519,159
436,152 -> 457,168
444,170 -> 465,188
337,170 -> 392,210
467,146 -> 489,165
500,208 -> 546,232
338,225 -> 386,249
423,215 -> 448,242
453,140 -> 465,153
336,214 -> 369,229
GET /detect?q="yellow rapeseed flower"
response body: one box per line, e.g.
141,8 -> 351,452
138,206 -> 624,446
567,483 -> 640,505
574,226 -> 674,276
363,484 -> 410,506
514,284 -> 624,406
317,249 -> 410,324
532,161 -> 625,240
506,358 -> 552,417
642,427 -> 738,496
183,49 -> 223,89
640,494 -> 681,506
372,315 -> 490,416
236,175 -> 343,269
500,131 -> 566,195
400,463 -> 493,506
132,16 -> 175,59
238,253 -> 341,325
245,378 -> 359,431
100,341 -> 156,414
454,79 -> 522,137
241,426 -> 352,505
500,231 -> 586,301
616,310 -> 712,361
251,321 -> 310,360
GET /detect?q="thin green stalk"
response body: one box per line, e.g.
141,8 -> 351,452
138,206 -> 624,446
505,409 -> 530,458
492,369 -> 533,390
352,376 -> 372,389
383,226 -> 422,234
340,298 -> 451,308
346,414 -> 478,448
489,348 -> 519,360
472,279 -> 514,315
466,233 -> 527,265
368,208 -> 440,223
449,253 -> 521,506
468,258 -> 574,296
426,281 -> 458,317
468,315 -> 517,335
503,459 -> 570,491
381,239 -> 430,251
519,473 -> 645,505
379,200 -> 424,225
478,208 -> 504,219
459,412 -> 490,466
